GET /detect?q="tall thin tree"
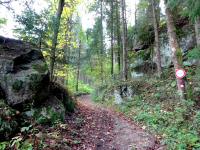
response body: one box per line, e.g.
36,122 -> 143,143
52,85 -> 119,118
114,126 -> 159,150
121,0 -> 128,81
110,0 -> 114,76
165,0 -> 186,99
50,0 -> 65,80
100,0 -> 104,84
76,40 -> 81,92
116,0 -> 121,74
151,0 -> 162,77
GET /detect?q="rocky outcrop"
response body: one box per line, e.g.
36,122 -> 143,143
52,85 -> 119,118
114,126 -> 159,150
155,32 -> 196,67
129,21 -> 198,80
0,36 -> 49,107
0,36 -> 75,140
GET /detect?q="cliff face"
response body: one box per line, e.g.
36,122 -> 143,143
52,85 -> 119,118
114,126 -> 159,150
156,30 -> 196,67
130,19 -> 197,77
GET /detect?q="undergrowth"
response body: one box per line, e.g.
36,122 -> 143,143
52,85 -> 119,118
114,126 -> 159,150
94,68 -> 200,150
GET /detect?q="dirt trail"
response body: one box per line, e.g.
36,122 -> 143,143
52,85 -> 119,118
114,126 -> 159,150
76,95 -> 162,150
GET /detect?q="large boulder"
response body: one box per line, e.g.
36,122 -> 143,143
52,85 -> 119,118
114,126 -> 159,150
0,36 -> 49,107
0,36 -> 75,141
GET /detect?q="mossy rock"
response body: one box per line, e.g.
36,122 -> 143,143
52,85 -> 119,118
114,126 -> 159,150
12,80 -> 24,92
0,99 -> 18,141
29,74 -> 43,90
49,82 -> 76,113
32,63 -> 48,73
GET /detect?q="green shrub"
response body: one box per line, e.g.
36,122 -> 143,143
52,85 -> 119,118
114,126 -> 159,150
192,111 -> 200,132
12,80 -> 23,92
29,74 -> 42,90
63,99 -> 75,113
32,63 -> 48,73
33,107 -> 64,125
0,100 -> 18,140
188,47 -> 200,60
0,142 -> 8,150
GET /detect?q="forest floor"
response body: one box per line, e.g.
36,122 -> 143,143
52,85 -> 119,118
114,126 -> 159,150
53,95 -> 161,150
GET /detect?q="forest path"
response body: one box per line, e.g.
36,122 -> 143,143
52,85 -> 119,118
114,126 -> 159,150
73,95 -> 161,150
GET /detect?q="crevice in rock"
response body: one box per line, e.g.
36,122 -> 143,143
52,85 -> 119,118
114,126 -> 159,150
13,50 -> 44,72
0,85 -> 5,100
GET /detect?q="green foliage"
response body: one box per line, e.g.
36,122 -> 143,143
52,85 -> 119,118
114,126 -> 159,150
29,74 -> 42,90
62,67 -> 93,95
20,125 -> 32,134
32,63 -> 48,73
0,136 -> 34,150
192,111 -> 200,132
117,98 -> 200,149
0,100 -> 18,140
0,142 -> 8,150
12,80 -> 23,92
63,98 -> 76,113
68,78 -> 93,95
183,0 -> 200,21
96,72 -> 200,149
0,18 -> 6,28
176,48 -> 183,65
9,136 -> 33,150
188,47 -> 200,60
33,107 -> 64,125
14,7 -> 50,45
167,0 -> 200,21
136,25 -> 154,46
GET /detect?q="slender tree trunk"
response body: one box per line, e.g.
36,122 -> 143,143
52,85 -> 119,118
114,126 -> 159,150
111,0 -> 114,76
64,17 -> 72,85
50,0 -> 65,81
195,17 -> 200,47
121,0 -> 128,81
116,0 -> 121,74
76,41 -> 81,92
151,0 -> 162,77
100,0 -> 104,84
164,0 -> 186,99
133,2 -> 137,47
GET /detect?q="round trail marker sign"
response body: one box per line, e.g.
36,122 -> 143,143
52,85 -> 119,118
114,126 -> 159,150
176,69 -> 186,79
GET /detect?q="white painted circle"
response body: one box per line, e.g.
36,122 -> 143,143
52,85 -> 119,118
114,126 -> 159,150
176,69 -> 186,78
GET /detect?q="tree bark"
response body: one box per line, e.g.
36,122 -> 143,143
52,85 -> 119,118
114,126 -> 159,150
100,0 -> 104,84
116,0 -> 121,74
195,17 -> 200,47
151,0 -> 162,77
121,0 -> 128,81
64,17 -> 72,86
111,0 -> 114,76
164,0 -> 186,99
76,41 -> 81,92
49,0 -> 65,81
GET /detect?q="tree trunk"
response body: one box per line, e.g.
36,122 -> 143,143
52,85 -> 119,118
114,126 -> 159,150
64,17 -> 72,86
134,2 -> 137,47
151,0 -> 162,77
116,0 -> 121,74
111,0 -> 114,76
100,0 -> 104,84
164,0 -> 186,99
195,17 -> 200,47
121,0 -> 128,81
49,0 -> 65,81
76,41 -> 81,92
